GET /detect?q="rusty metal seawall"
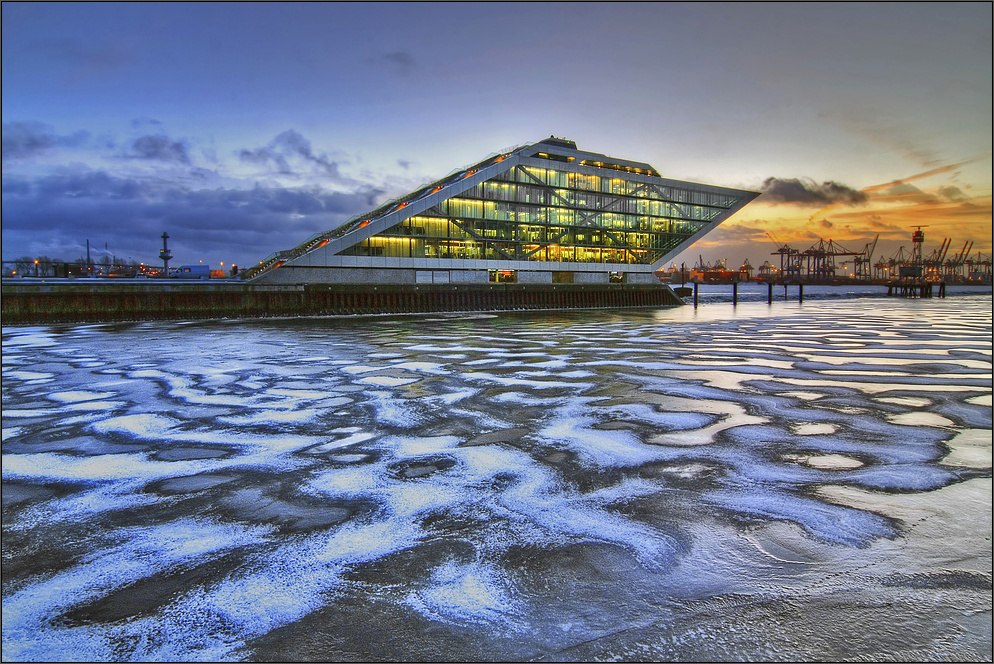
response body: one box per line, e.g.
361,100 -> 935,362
1,281 -> 684,325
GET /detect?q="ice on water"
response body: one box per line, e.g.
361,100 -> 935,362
2,292 -> 991,661
404,560 -> 521,628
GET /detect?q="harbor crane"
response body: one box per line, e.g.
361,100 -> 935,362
799,238 -> 863,281
924,238 -> 952,281
850,234 -> 879,281
965,252 -> 992,282
944,240 -> 974,280
766,232 -> 801,282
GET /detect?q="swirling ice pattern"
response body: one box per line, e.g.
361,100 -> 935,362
2,294 -> 991,661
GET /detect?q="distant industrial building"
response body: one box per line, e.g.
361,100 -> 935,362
245,137 -> 759,285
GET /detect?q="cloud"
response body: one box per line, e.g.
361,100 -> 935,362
860,155 -> 990,194
1,124 -> 412,266
868,182 -> 937,205
239,130 -> 345,179
240,146 -> 292,174
1,178 -> 31,195
2,122 -> 90,161
131,118 -> 164,131
4,168 -> 381,220
818,109 -> 943,169
126,134 -> 191,164
32,170 -> 144,200
885,183 -> 924,196
938,185 -> 967,201
705,222 -> 770,244
381,51 -> 416,76
2,165 -> 385,265
23,38 -> 131,84
29,38 -> 130,70
362,51 -> 417,78
760,177 -> 868,206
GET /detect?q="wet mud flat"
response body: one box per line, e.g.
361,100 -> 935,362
2,292 -> 992,661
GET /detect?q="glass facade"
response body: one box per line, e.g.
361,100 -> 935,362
241,139 -> 757,282
341,165 -> 741,266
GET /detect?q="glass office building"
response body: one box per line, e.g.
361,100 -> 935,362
248,137 -> 758,285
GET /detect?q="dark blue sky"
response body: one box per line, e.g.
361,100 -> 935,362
3,2 -> 990,269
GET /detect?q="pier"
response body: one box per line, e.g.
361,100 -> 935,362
886,280 -> 946,298
667,278 -> 985,309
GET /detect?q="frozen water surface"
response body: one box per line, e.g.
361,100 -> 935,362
2,289 -> 991,661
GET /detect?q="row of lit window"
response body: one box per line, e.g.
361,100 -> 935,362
426,202 -> 717,229
315,167 -> 736,249
342,237 -> 671,264
455,185 -> 726,220
490,167 -> 740,207
374,231 -> 683,249
390,215 -> 705,240
351,228 -> 683,252
313,154 -> 743,250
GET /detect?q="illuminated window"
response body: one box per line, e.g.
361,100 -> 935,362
331,143 -> 751,268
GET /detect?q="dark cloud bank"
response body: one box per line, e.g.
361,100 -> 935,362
1,123 -> 388,265
2,122 -> 90,161
2,171 -> 383,264
761,177 -> 868,206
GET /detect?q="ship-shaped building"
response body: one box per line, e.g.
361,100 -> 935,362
245,137 -> 758,285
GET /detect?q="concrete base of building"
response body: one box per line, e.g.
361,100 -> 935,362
624,272 -> 659,284
255,266 -> 663,287
574,272 -> 609,284
451,270 -> 491,284
517,271 -> 553,284
259,267 -> 420,285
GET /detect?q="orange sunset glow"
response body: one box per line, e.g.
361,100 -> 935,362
678,155 -> 992,269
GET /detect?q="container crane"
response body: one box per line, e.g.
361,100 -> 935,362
851,234 -> 879,281
766,232 -> 801,282
924,238 -> 951,281
944,240 -> 974,281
